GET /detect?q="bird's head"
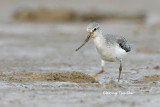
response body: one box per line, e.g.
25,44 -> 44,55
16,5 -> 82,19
86,22 -> 101,39
75,22 -> 102,51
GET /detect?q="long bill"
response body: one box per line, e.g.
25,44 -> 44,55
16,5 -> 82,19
75,32 -> 93,51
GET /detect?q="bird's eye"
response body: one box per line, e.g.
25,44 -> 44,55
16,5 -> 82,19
93,28 -> 97,32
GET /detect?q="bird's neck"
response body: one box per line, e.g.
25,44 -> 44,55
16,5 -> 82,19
93,31 -> 104,47
93,30 -> 103,38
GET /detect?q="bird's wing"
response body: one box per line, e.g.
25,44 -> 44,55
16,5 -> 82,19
116,35 -> 132,52
104,34 -> 132,52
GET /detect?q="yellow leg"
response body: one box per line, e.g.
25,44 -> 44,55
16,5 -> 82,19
97,67 -> 104,74
118,62 -> 122,83
92,60 -> 105,78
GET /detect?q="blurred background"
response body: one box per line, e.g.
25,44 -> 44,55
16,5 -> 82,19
0,0 -> 159,72
0,0 -> 160,107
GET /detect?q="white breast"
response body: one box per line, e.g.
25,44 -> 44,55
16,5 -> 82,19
93,36 -> 127,62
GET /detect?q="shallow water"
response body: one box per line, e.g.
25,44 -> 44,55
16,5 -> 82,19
0,0 -> 160,107
0,22 -> 160,107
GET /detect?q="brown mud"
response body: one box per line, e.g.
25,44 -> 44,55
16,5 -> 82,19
0,0 -> 160,107
0,72 -> 97,83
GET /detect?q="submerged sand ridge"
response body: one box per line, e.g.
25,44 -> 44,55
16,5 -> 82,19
0,71 -> 97,83
0,0 -> 160,105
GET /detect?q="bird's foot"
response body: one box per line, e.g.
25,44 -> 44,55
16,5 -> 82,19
92,73 -> 99,78
92,70 -> 105,78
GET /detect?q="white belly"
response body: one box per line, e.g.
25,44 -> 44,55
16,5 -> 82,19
94,37 -> 127,62
97,45 -> 126,62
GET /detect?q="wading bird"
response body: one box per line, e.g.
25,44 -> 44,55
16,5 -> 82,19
76,22 -> 132,82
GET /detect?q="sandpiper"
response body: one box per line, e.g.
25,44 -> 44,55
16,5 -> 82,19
76,22 -> 132,82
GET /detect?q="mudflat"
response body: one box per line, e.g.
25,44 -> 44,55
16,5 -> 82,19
0,0 -> 160,107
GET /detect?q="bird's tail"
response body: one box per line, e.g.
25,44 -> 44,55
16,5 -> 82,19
128,44 -> 133,52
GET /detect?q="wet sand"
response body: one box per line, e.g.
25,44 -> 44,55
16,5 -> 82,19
0,21 -> 160,107
0,0 -> 160,107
